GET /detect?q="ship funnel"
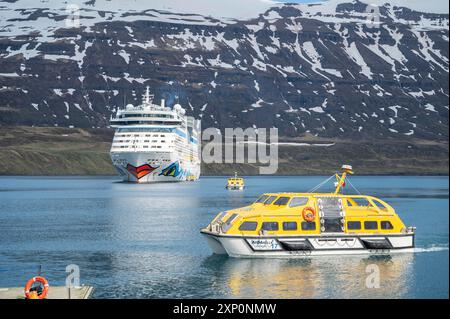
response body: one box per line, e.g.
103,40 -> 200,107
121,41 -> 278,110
161,99 -> 165,107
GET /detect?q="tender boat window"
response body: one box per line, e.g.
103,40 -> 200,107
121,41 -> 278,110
347,221 -> 361,230
215,212 -> 227,222
289,197 -> 309,207
255,195 -> 269,203
262,222 -> 279,231
372,199 -> 388,211
224,213 -> 238,225
222,213 -> 238,233
364,221 -> 378,230
239,221 -> 258,231
283,222 -> 297,231
381,221 -> 394,229
301,221 -> 316,231
273,197 -> 290,206
264,196 -> 278,205
347,197 -> 373,207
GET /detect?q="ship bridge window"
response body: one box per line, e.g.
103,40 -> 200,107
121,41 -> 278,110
364,221 -> 378,230
381,221 -> 394,229
289,197 -> 309,207
301,221 -> 316,231
347,221 -> 361,230
264,196 -> 278,205
283,222 -> 297,231
255,195 -> 269,203
117,128 -> 174,133
239,221 -> 258,231
262,222 -> 279,231
273,197 -> 290,206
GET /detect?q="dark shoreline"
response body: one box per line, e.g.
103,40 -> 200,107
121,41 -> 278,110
1,126 -> 449,176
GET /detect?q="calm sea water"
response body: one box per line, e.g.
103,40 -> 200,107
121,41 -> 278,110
0,176 -> 448,299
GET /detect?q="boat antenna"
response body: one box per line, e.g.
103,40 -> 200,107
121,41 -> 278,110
334,164 -> 353,194
142,86 -> 154,105
145,86 -> 150,104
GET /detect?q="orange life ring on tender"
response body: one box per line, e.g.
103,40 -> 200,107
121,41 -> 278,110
302,207 -> 316,222
24,276 -> 49,300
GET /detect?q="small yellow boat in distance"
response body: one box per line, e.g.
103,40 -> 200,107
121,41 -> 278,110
186,175 -> 197,182
226,172 -> 245,190
201,165 -> 416,258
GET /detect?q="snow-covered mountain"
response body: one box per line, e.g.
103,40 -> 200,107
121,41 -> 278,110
0,0 -> 448,140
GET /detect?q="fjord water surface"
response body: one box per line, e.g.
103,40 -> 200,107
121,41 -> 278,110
0,176 -> 448,298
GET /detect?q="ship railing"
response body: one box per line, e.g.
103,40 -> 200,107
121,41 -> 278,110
208,221 -> 224,234
402,226 -> 416,234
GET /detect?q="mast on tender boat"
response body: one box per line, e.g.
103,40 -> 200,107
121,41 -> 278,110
334,164 -> 353,194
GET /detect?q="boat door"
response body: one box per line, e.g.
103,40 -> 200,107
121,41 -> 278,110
317,197 -> 345,233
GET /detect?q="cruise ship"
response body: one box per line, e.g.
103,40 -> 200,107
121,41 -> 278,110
109,87 -> 201,183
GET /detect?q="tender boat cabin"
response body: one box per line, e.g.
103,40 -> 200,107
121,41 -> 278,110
209,193 -> 405,236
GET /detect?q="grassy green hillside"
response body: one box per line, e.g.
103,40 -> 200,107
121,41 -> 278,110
0,126 -> 448,176
0,126 -> 116,175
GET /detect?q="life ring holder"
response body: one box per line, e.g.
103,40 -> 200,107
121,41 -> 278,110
24,276 -> 49,299
302,207 -> 316,222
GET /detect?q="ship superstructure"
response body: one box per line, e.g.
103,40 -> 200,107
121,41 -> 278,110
110,87 -> 200,183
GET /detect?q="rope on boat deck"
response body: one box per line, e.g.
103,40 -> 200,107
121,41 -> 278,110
307,174 -> 336,193
346,177 -> 362,195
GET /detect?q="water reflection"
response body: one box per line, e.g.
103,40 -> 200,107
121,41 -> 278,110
202,254 -> 414,298
0,176 -> 447,298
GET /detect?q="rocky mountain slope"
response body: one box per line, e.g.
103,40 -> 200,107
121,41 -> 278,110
0,0 -> 448,141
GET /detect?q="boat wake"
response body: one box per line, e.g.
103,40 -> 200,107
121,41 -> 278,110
414,245 -> 449,253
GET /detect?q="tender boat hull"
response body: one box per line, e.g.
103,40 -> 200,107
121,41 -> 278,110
226,186 -> 244,190
201,231 -> 414,258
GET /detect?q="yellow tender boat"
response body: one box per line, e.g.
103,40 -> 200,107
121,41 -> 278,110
201,165 -> 415,258
226,172 -> 245,190
186,175 -> 197,182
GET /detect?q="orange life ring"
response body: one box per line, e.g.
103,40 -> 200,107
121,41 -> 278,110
24,276 -> 49,300
302,207 -> 316,222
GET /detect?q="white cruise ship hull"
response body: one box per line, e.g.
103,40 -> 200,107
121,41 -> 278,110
111,151 -> 200,183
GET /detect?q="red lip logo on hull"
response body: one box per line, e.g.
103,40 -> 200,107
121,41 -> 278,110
126,164 -> 158,179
